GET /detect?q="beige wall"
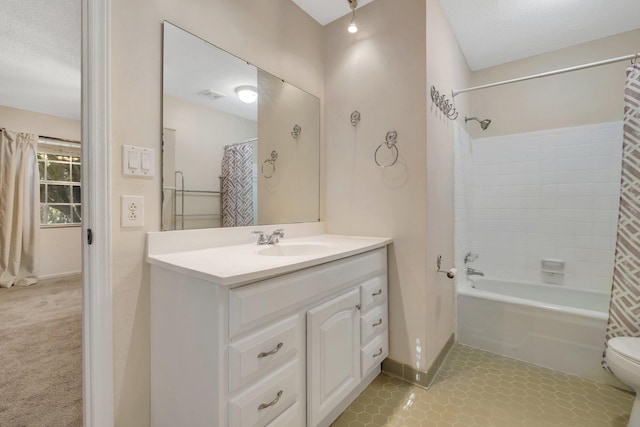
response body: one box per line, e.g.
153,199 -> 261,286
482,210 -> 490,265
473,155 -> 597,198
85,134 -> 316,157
257,72 -> 321,225
163,94 -> 256,193
324,0 -> 430,370
468,29 -> 640,138
163,94 -> 256,229
323,0 -> 469,376
0,105 -> 81,140
0,105 -> 82,278
39,227 -> 82,278
110,1 -> 323,425
425,0 -> 471,365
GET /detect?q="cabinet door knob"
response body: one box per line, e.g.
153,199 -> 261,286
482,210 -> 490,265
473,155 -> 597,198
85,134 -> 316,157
372,289 -> 382,297
258,342 -> 283,359
258,390 -> 283,410
373,318 -> 383,327
373,348 -> 383,358
355,304 -> 361,311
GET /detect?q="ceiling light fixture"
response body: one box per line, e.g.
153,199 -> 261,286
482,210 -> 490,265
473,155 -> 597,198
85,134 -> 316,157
234,85 -> 258,104
347,0 -> 358,33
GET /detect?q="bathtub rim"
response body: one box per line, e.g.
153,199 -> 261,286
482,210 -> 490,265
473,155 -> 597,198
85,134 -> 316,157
457,276 -> 609,322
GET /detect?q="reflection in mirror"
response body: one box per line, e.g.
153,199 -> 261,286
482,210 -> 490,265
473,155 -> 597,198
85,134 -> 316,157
162,22 -> 320,231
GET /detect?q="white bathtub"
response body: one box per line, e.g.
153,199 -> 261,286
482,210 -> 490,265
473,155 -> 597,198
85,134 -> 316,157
457,277 -> 625,387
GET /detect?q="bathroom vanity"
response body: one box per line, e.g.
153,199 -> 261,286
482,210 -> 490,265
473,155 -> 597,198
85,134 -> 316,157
147,231 -> 391,427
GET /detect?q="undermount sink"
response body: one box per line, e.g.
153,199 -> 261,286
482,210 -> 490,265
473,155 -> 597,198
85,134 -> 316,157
258,243 -> 333,257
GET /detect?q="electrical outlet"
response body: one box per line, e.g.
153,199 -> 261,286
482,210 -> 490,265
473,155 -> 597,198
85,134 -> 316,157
122,195 -> 144,227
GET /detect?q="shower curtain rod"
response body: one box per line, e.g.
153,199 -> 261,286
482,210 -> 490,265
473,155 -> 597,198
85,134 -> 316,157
225,138 -> 257,149
452,52 -> 640,97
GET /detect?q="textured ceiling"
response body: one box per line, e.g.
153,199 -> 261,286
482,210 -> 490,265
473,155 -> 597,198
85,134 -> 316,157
0,0 -> 80,120
3,1 -> 640,120
291,0 -> 376,25
440,0 -> 640,71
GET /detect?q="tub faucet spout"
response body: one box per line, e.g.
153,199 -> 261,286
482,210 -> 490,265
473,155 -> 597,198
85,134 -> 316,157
467,267 -> 484,277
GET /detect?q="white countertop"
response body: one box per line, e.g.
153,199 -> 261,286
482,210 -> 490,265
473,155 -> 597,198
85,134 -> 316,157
146,234 -> 391,287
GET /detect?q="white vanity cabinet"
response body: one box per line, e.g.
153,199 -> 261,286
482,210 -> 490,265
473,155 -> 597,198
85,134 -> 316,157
306,275 -> 388,427
358,276 -> 389,378
150,243 -> 388,427
307,289 -> 361,427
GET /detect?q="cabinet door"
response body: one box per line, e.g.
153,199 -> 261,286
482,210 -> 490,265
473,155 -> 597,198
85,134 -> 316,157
307,288 -> 361,427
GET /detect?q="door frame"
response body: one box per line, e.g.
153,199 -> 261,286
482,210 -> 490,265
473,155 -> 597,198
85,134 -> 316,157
81,0 -> 114,425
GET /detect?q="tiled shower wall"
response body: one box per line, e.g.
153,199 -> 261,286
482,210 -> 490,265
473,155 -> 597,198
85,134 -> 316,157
455,122 -> 623,292
453,126 -> 474,273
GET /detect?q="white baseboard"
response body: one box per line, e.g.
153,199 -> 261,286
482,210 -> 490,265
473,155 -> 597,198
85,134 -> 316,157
38,270 -> 82,280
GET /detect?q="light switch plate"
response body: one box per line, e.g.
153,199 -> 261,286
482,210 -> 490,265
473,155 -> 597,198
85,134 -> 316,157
121,195 -> 144,227
123,145 -> 154,177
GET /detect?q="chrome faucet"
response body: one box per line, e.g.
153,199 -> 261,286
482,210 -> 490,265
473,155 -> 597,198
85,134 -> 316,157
252,229 -> 285,245
466,267 -> 484,277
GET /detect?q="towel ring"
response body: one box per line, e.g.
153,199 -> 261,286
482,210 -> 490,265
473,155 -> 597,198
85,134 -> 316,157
374,130 -> 399,168
262,150 -> 278,179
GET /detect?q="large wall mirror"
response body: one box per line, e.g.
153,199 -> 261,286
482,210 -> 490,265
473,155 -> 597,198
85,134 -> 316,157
162,22 -> 320,230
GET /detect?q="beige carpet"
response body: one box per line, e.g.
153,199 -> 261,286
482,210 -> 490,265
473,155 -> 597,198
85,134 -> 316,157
0,274 -> 82,426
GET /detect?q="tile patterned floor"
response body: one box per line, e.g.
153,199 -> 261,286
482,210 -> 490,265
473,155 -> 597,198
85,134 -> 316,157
332,344 -> 634,427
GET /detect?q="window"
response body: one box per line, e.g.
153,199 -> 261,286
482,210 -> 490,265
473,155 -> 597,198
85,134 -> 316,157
38,141 -> 82,225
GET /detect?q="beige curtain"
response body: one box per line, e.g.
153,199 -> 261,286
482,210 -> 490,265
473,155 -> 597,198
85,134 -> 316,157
0,129 -> 40,288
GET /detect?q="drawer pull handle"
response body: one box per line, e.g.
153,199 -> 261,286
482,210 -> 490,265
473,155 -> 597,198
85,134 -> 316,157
258,342 -> 283,359
373,318 -> 383,327
372,289 -> 382,297
258,390 -> 283,410
373,348 -> 383,358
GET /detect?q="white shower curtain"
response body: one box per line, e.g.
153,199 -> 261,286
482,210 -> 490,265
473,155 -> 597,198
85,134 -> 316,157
0,129 -> 40,288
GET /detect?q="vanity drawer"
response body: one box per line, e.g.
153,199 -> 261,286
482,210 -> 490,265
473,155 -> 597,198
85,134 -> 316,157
229,315 -> 300,392
360,305 -> 387,346
229,361 -> 299,427
361,334 -> 388,378
229,248 -> 387,337
359,275 -> 387,313
264,401 -> 302,427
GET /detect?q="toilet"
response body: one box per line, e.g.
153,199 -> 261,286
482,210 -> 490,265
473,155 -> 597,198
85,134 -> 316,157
607,337 -> 640,427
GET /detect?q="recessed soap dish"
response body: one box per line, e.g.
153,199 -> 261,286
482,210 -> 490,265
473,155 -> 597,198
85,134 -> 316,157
541,258 -> 565,274
541,258 -> 565,285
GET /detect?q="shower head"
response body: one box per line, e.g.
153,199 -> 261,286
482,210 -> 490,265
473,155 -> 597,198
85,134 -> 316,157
465,116 -> 491,130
